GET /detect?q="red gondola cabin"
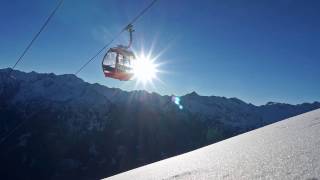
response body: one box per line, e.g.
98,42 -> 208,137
101,24 -> 135,81
102,46 -> 135,81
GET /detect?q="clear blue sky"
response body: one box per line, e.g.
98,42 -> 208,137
1,0 -> 320,105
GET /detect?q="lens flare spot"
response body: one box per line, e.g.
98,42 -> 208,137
172,96 -> 183,110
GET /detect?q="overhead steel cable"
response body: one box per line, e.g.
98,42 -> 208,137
75,30 -> 124,75
6,0 -> 64,79
128,0 -> 158,25
74,0 -> 158,75
0,0 -> 64,147
0,119 -> 28,145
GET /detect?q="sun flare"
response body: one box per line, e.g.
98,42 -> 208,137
133,53 -> 159,85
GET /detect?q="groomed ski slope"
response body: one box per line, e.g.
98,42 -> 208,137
104,109 -> 320,180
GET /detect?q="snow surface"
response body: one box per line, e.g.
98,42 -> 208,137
104,109 -> 320,180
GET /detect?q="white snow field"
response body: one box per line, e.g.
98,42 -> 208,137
104,109 -> 320,180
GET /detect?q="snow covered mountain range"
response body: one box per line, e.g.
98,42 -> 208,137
0,68 -> 319,180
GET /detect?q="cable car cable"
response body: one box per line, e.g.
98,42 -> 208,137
5,0 -> 64,80
127,0 -> 158,26
75,30 -> 123,75
74,0 -> 158,75
0,0 -> 64,147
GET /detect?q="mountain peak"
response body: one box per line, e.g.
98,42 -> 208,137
185,91 -> 199,97
265,101 -> 291,106
266,101 -> 279,105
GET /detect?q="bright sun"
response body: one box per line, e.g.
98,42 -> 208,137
133,53 -> 159,85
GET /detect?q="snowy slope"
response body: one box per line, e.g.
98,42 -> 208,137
104,109 -> 320,180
